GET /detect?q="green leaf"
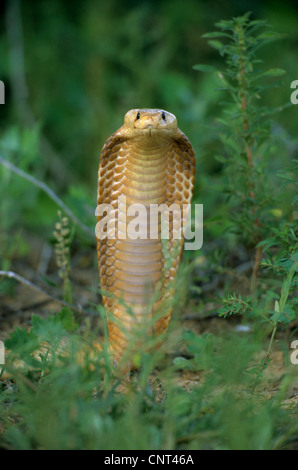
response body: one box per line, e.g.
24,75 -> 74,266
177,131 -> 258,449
215,154 -> 227,163
279,257 -> 295,272
40,276 -> 60,288
193,64 -> 217,73
208,40 -> 224,51
256,31 -> 287,41
262,68 -> 286,77
173,356 -> 195,370
31,309 -> 78,341
57,307 -> 78,332
31,314 -> 60,339
5,327 -> 40,355
202,31 -> 231,39
266,290 -> 280,300
215,19 -> 234,29
270,305 -> 296,324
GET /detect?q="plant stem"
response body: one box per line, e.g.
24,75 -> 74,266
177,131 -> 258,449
236,24 -> 263,292
0,156 -> 94,238
266,321 -> 277,359
264,258 -> 297,361
0,270 -> 96,316
251,245 -> 263,294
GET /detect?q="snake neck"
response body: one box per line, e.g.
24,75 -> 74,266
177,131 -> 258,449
98,132 -> 190,366
97,112 -> 195,369
107,137 -> 172,315
127,134 -> 171,158
120,138 -> 169,210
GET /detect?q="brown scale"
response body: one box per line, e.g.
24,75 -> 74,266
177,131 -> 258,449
97,109 -> 195,370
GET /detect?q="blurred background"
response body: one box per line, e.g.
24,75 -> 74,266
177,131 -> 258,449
0,0 -> 297,288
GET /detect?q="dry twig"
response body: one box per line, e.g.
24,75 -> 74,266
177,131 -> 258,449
0,156 -> 94,238
0,270 -> 97,317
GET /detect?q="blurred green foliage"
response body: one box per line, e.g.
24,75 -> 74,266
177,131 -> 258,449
0,0 -> 296,249
1,0 -> 297,194
0,0 -> 297,248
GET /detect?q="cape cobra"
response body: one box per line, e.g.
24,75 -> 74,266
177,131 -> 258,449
96,109 -> 196,370
0,109 -> 195,379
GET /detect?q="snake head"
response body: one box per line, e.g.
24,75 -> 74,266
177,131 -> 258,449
122,109 -> 178,138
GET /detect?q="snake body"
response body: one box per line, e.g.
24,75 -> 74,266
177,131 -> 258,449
96,109 -> 195,369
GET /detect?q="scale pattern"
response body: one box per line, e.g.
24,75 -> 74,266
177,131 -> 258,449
97,110 -> 195,369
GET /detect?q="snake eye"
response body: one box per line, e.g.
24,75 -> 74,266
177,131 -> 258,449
161,112 -> 166,121
136,111 -> 140,120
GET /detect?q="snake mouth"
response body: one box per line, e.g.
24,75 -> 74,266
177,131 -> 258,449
143,126 -> 153,137
140,127 -> 173,139
142,125 -> 169,133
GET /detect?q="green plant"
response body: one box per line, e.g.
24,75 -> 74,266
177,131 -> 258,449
194,12 -> 288,292
53,211 -> 73,304
1,308 -> 297,450
194,11 -> 297,357
218,159 -> 297,370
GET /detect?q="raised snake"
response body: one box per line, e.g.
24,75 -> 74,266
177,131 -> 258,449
0,109 -> 195,379
96,109 -> 195,370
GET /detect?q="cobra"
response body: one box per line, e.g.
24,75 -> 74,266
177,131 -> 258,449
96,109 -> 196,370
